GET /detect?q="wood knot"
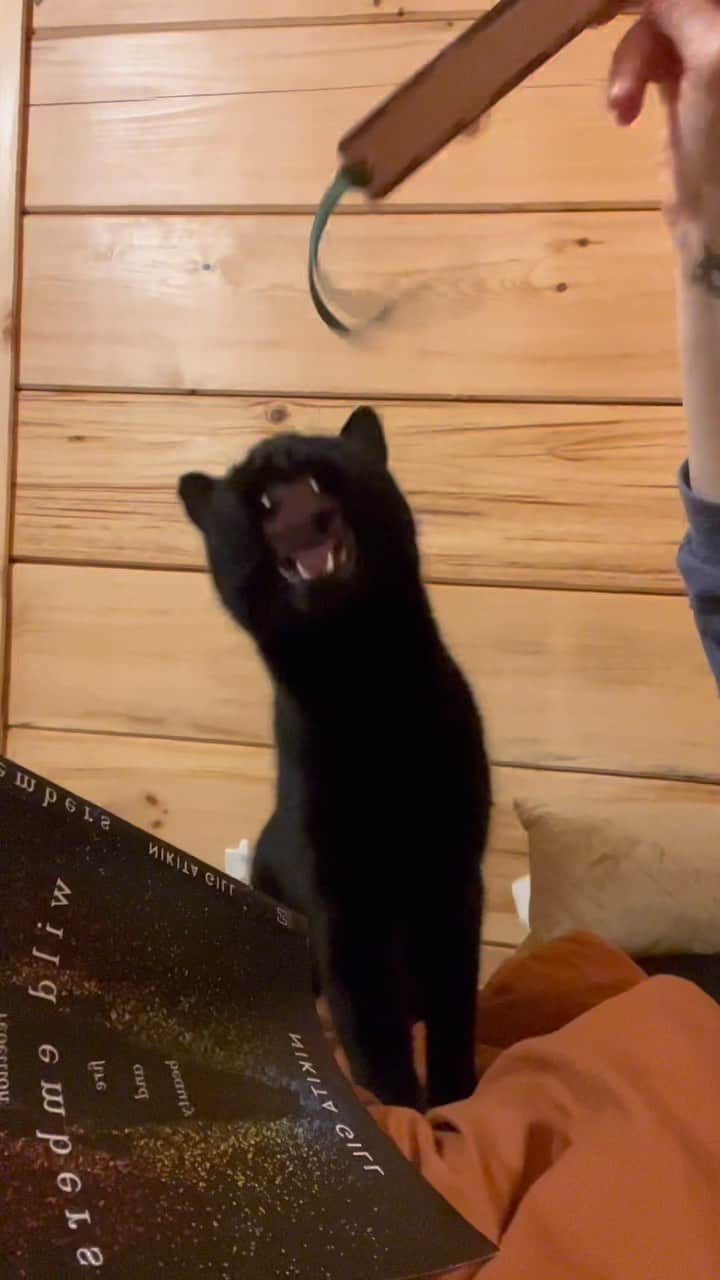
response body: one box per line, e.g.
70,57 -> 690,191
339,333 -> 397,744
268,404 -> 288,425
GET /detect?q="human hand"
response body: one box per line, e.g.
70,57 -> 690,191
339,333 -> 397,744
607,1 -> 720,226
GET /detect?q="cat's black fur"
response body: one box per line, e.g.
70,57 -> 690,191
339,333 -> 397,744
178,407 -> 491,1109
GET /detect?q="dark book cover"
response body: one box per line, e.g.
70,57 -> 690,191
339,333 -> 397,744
0,757 -> 495,1279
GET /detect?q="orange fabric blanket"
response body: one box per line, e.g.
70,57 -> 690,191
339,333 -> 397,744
327,932 -> 720,1278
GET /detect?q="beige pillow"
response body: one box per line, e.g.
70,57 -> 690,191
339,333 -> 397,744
514,799 -> 720,957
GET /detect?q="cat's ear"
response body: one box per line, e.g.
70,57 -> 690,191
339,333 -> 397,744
178,472 -> 216,531
340,406 -> 387,467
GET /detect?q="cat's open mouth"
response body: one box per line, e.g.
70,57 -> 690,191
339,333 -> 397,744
260,476 -> 356,587
277,531 -> 355,586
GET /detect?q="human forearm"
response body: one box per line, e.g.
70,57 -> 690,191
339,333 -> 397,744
672,204 -> 720,685
603,1 -> 720,681
607,3 -> 720,500
673,216 -> 720,502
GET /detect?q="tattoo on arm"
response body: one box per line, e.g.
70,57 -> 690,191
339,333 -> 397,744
692,245 -> 720,297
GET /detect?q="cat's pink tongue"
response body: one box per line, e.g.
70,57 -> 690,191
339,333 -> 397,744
295,544 -> 335,581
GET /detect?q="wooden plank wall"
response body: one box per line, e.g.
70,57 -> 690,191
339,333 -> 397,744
0,1 -> 29,747
6,1 -> 719,954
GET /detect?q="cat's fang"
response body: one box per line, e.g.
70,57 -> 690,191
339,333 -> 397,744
296,561 -> 312,581
326,549 -> 335,574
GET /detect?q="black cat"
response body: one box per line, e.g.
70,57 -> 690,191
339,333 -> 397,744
179,407 -> 491,1109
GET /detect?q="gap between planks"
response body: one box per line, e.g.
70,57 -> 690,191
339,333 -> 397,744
29,2 -> 643,38
23,202 -> 664,216
8,722 -> 718,790
15,383 -> 685,408
31,14 -> 484,40
8,554 -> 687,599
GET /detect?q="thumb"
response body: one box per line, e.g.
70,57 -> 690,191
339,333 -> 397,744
607,15 -> 682,125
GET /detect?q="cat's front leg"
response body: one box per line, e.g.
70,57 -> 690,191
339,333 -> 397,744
423,883 -> 482,1109
314,907 -> 420,1109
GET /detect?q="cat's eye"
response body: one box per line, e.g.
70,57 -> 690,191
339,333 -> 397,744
260,492 -> 272,511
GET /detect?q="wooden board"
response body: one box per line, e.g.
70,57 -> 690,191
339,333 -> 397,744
19,211 -> 679,399
4,729 -> 527,944
32,2 -> 487,34
29,21 -> 472,103
28,20 -> 624,105
9,564 -> 720,780
31,1 -> 641,32
14,392 -> 685,593
0,0 -> 29,749
8,726 -> 719,947
26,22 -> 660,210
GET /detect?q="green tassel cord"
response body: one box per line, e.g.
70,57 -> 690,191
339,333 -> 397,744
308,166 -> 393,337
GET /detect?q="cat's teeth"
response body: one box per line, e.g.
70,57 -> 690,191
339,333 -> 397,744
296,561 -> 311,581
326,549 -> 335,574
